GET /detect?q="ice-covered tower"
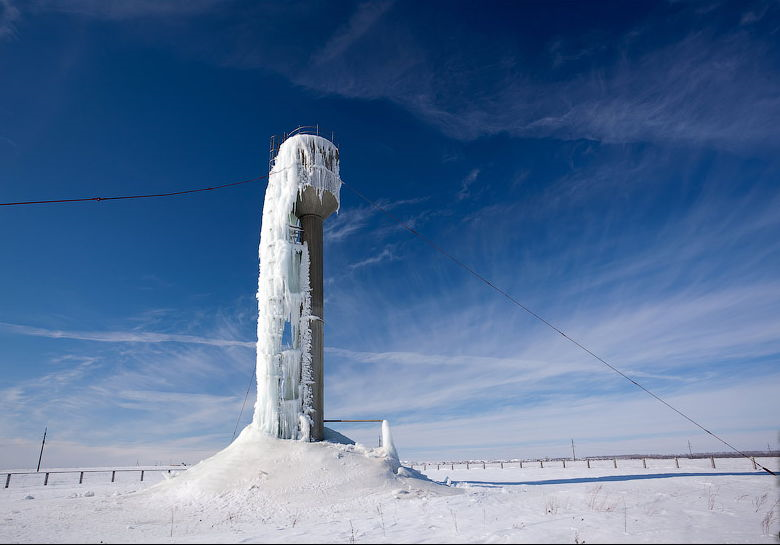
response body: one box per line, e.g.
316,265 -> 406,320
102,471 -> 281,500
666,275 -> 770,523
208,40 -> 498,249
253,129 -> 340,442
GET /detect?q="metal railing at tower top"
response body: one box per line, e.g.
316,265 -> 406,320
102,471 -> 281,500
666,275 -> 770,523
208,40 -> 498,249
268,125 -> 337,171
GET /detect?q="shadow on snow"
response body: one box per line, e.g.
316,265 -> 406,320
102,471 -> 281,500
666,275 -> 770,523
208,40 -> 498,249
451,471 -> 770,487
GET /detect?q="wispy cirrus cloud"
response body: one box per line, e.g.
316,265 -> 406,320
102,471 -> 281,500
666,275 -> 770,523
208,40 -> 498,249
0,0 -> 20,40
325,205 -> 377,243
439,32 -> 776,148
0,322 -> 254,347
327,278 -> 780,411
319,155 -> 780,459
29,0 -> 223,20
18,1 -> 780,149
311,0 -> 394,65
0,315 -> 256,467
457,168 -> 480,200
325,196 -> 429,243
0,315 -> 256,458
282,2 -> 780,150
348,245 -> 397,270
324,274 -> 780,459
385,376 -> 780,460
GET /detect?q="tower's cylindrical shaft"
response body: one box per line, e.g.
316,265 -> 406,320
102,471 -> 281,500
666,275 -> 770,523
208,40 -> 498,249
299,213 -> 325,441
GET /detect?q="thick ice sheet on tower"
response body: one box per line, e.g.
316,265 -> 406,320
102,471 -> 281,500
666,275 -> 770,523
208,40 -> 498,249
253,134 -> 341,440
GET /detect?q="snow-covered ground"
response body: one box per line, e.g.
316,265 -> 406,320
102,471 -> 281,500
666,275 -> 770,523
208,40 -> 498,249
2,444 -> 777,544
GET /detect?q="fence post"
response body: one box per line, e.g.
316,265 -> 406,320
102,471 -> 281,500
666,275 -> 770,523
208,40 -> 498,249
500,462 -> 504,469
586,459 -> 590,468
540,460 -> 544,468
562,459 -> 566,468
482,462 -> 486,469
79,471 -> 84,484
451,464 -> 454,470
111,471 -> 116,483
752,457 -> 757,470
675,457 -> 679,468
642,459 -> 647,468
466,463 -> 469,470
423,464 -> 427,471
613,459 -> 617,468
710,457 -> 715,469
436,464 -> 440,470
44,472 -> 49,486
4,474 -> 10,488
140,470 -> 145,482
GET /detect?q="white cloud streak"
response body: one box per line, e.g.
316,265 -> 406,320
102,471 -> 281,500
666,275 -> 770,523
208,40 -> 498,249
318,182 -> 780,459
312,0 -> 394,64
30,0 -> 222,20
0,322 -> 254,347
389,377 -> 780,461
0,0 -> 20,40
325,196 -> 429,243
283,4 -> 780,149
22,1 -> 779,148
456,168 -> 480,200
348,246 -> 397,270
323,275 -> 780,418
0,335 -> 255,460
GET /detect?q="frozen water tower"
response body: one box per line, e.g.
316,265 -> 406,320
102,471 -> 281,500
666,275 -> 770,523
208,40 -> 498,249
253,127 -> 341,442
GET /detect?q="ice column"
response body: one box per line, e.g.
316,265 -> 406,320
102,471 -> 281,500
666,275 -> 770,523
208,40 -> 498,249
252,134 -> 341,441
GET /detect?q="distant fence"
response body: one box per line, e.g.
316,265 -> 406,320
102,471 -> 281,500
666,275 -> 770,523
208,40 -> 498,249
407,455 -> 777,473
3,466 -> 187,489
4,455 -> 776,489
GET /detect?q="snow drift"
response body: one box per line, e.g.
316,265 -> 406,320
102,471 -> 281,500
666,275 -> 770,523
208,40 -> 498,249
147,425 -> 457,515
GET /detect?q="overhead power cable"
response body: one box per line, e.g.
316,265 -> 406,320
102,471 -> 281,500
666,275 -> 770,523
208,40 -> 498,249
0,175 -> 269,207
232,368 -> 256,441
339,179 -> 777,477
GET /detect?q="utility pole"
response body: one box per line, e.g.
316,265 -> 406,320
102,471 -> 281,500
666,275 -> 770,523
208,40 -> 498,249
688,440 -> 693,458
571,438 -> 576,461
36,427 -> 47,472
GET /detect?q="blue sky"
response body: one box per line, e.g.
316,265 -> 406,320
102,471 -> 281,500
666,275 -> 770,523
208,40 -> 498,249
1,0 -> 778,468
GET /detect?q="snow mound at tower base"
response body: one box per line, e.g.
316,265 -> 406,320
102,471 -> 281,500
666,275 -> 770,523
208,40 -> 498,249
144,426 -> 458,519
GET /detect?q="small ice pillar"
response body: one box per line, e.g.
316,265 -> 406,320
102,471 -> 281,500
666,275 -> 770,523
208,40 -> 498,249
381,420 -> 399,462
253,133 -> 341,441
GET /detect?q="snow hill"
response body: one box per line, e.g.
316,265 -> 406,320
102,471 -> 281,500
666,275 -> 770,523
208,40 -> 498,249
146,425 -> 457,520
